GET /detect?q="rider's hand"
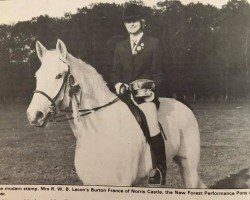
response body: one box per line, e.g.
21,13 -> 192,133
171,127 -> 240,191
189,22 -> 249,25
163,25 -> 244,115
144,91 -> 155,102
115,83 -> 129,95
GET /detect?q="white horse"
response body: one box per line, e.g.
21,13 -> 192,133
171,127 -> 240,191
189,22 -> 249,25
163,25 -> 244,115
27,39 -> 206,188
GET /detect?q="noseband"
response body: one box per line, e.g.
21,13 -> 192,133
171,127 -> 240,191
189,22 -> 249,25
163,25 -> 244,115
34,73 -> 69,107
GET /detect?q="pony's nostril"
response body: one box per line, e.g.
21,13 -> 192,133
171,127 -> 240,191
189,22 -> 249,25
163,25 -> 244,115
36,111 -> 45,121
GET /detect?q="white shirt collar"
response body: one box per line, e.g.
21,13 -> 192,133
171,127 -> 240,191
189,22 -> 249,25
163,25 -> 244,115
130,32 -> 144,47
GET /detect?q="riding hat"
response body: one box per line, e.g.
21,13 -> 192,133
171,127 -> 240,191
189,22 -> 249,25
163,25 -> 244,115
123,4 -> 143,22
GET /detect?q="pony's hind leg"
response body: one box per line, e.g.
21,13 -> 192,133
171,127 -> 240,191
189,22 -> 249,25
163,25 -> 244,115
174,155 -> 206,188
198,177 -> 207,188
175,126 -> 206,188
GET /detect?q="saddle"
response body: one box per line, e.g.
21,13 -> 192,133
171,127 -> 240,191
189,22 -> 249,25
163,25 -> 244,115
120,92 -> 166,144
119,79 -> 161,143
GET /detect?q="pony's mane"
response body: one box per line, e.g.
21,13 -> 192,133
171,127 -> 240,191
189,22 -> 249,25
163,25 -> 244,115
66,53 -> 114,103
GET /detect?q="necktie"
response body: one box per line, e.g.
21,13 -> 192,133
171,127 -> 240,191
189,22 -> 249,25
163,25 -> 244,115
132,40 -> 137,49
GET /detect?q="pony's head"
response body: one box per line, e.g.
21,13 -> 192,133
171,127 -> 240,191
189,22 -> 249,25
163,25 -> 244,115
27,39 -> 71,127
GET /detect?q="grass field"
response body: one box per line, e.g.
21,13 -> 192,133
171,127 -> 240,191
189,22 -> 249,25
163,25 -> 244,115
0,102 -> 249,188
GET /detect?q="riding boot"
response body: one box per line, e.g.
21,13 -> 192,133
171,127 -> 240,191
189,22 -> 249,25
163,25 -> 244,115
148,133 -> 167,186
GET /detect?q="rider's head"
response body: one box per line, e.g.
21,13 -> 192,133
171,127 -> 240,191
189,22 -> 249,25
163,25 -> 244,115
122,4 -> 145,35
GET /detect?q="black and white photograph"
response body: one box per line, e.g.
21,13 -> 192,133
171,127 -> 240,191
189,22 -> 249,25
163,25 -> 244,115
0,0 -> 250,199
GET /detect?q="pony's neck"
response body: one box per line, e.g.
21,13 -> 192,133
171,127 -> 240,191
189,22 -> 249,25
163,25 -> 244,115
67,54 -> 116,109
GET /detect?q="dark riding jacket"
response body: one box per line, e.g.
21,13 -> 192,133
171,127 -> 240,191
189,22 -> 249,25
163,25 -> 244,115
110,34 -> 164,91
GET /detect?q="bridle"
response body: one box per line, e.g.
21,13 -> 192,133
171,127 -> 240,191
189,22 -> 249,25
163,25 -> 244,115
33,72 -> 69,121
33,58 -> 119,123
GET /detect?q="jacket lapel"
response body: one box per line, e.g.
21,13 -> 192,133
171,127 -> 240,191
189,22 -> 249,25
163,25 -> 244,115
124,38 -> 131,53
133,34 -> 148,56
120,35 -> 149,76
121,38 -> 134,72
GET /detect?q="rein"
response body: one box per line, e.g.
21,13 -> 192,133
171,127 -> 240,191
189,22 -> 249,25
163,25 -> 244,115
56,97 -> 120,122
33,59 -> 120,123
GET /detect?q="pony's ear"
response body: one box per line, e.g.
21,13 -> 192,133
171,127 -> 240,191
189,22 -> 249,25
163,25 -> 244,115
56,39 -> 67,59
36,41 -> 47,60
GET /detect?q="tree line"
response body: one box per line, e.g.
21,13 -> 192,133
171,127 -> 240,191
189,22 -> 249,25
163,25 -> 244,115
0,0 -> 250,102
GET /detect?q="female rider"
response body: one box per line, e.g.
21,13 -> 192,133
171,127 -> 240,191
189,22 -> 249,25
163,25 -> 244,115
110,4 -> 166,186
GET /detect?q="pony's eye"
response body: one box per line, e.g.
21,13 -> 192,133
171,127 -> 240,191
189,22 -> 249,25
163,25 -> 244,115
56,74 -> 63,79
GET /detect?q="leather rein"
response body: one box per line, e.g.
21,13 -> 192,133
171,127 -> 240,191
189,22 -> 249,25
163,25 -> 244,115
33,58 -> 119,123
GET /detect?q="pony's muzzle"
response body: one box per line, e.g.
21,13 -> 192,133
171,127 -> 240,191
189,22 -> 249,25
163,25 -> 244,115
27,109 -> 46,127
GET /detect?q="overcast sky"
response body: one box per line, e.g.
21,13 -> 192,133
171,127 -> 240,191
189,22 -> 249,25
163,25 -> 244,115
0,0 -> 243,25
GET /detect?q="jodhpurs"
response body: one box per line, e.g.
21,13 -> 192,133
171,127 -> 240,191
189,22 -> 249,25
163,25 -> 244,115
137,102 -> 160,137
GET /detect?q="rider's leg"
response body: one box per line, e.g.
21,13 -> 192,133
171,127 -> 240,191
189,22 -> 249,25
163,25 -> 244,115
138,102 -> 167,185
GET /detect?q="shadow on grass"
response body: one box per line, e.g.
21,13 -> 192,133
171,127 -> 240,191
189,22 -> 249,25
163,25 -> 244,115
211,168 -> 250,189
